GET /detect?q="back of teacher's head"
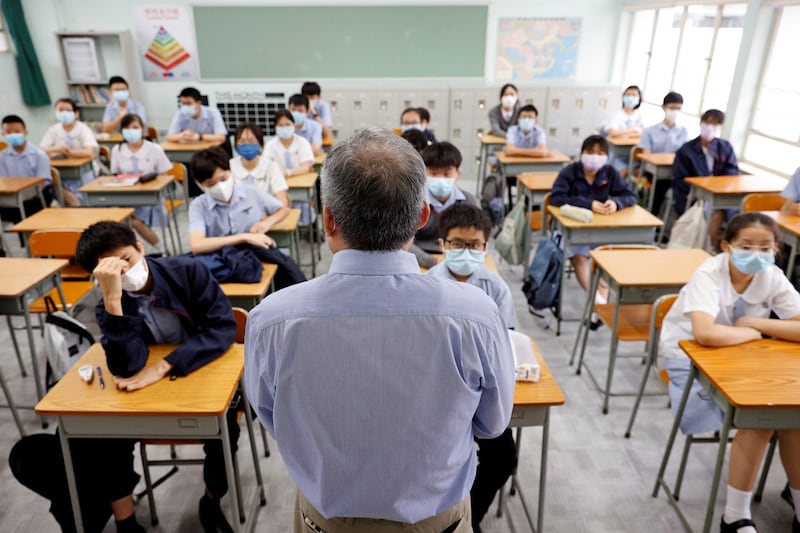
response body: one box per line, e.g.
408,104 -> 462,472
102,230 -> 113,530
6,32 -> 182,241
321,128 -> 426,251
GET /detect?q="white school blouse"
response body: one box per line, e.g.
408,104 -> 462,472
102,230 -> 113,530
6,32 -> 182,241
110,141 -> 172,175
603,108 -> 644,133
40,121 -> 98,152
263,135 -> 314,173
659,253 -> 800,359
229,155 -> 288,196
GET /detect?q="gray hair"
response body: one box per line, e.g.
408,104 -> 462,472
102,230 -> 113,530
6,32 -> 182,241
321,127 -> 426,251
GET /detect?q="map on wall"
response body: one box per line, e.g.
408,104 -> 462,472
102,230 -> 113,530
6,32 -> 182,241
495,18 -> 581,80
133,6 -> 199,81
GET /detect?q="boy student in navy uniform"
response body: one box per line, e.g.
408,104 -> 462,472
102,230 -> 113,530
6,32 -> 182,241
101,76 -> 147,134
0,115 -> 52,222
658,212 -> 800,533
189,147 -> 306,289
166,87 -> 227,145
301,81 -> 332,139
287,94 -> 323,156
603,85 -> 644,179
110,114 -> 171,254
427,203 -> 517,532
40,98 -> 100,206
10,221 -> 240,533
230,123 -> 290,207
488,83 -> 521,138
636,91 -> 689,215
400,107 -> 437,144
550,134 -> 637,304
672,108 -> 739,249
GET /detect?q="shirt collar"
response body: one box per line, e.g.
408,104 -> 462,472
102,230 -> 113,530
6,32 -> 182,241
328,249 -> 420,276
720,253 -> 773,303
439,263 -> 491,282
426,186 -> 465,210
9,143 -> 36,158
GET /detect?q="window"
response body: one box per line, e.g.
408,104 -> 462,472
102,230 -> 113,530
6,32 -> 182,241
744,5 -> 800,176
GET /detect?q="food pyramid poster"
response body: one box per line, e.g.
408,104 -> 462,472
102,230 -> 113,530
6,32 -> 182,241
133,6 -> 198,81
145,26 -> 191,71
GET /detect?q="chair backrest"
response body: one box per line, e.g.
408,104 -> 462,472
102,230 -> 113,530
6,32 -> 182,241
741,193 -> 784,212
50,167 -> 60,187
648,293 -> 679,373
591,244 -> 659,272
98,145 -> 110,162
628,146 -> 645,181
146,126 -> 159,142
232,307 -> 248,343
0,140 -> 7,151
29,229 -> 84,259
167,162 -> 186,183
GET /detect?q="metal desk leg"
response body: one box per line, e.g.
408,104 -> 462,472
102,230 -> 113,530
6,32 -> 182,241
477,143 -> 488,196
647,173 -> 658,213
59,421 -> 85,533
554,226 -> 569,336
521,184 -> 533,280
704,402 -> 734,533
538,408 -> 550,533
169,188 -> 183,255
601,300 -> 622,415
220,413 -> 242,532
22,303 -> 44,400
653,365 -> 695,497
0,366 -> 25,437
570,267 -> 598,368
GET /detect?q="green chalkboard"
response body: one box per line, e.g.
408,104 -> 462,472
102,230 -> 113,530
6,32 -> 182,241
193,5 -> 487,79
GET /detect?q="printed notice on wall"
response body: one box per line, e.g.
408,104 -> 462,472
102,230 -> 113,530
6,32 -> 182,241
133,5 -> 199,81
495,18 -> 581,80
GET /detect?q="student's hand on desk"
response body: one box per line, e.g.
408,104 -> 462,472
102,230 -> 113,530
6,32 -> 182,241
115,359 -> 173,391
243,233 -> 275,249
602,200 -> 618,213
788,203 -> 800,217
249,220 -> 273,235
591,200 -> 614,215
179,130 -> 196,142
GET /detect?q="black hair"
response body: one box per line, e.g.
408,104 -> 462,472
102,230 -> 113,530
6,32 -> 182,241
722,212 -> 781,251
288,93 -> 310,110
75,221 -> 138,273
274,109 -> 295,125
663,91 -> 683,106
421,141 -> 462,170
623,85 -> 642,109
400,107 -> 421,122
439,203 -> 492,241
301,81 -> 321,96
119,114 -> 144,130
499,83 -> 518,100
416,107 -> 430,123
581,134 -> 609,154
55,98 -> 79,113
401,129 -> 428,153
518,104 -> 538,117
2,115 -> 25,128
190,147 -> 231,184
234,122 -> 264,148
179,87 -> 202,101
108,76 -> 128,87
701,109 -> 725,124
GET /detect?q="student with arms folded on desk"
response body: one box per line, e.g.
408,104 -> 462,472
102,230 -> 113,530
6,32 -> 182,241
166,87 -> 227,145
287,94 -> 323,156
301,81 -> 332,139
10,221 -> 240,533
658,212 -> 800,533
110,114 -> 171,254
40,98 -> 100,206
426,203 -> 517,533
504,104 -> 547,157
550,134 -> 637,304
263,110 -> 314,178
101,76 -> 147,134
0,114 -> 52,221
488,83 -> 521,138
230,122 -> 290,207
604,85 -> 644,179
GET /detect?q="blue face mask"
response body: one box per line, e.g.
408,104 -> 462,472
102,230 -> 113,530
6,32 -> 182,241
444,249 -> 486,277
113,90 -> 129,102
236,143 -> 260,161
730,249 -> 775,275
6,133 -> 25,147
275,125 -> 294,140
122,128 -> 142,144
519,117 -> 535,132
401,124 -> 424,133
622,95 -> 640,108
180,104 -> 196,117
55,110 -> 76,125
427,177 -> 455,198
291,111 -> 306,125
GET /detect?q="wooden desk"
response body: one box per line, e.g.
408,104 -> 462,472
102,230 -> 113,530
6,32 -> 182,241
313,153 -> 326,167
607,135 -> 641,165
80,175 -> 181,255
0,177 -> 46,225
322,136 -> 334,148
11,207 -> 134,250
95,132 -> 123,149
161,140 -> 222,164
50,156 -> 95,182
776,212 -> 800,276
517,172 -> 558,264
36,343 -> 264,533
0,258 -> 68,404
572,248 -> 710,414
220,263 -> 278,310
496,151 -> 570,185
476,133 -> 508,195
685,175 -> 787,212
546,205 -> 663,335
638,152 -> 675,212
654,339 -> 800,533
268,208 -> 301,265
420,253 -> 499,274
287,172 -> 320,277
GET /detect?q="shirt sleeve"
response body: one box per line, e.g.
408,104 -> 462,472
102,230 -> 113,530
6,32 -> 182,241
79,123 -> 99,148
506,126 -> 520,147
102,103 -> 115,123
311,122 -> 323,145
537,127 -> 547,146
168,111 -> 183,135
769,271 -> 800,319
680,266 -> 721,319
257,188 -> 284,215
210,108 -> 227,135
637,128 -> 654,151
297,137 -> 314,165
110,145 -> 121,174
188,197 -> 208,234
493,278 -> 517,329
318,101 -> 333,127
154,145 -> 173,174
607,168 -> 637,208
781,168 -> 800,202
267,161 -> 289,193
472,311 -> 515,439
243,308 -> 280,436
134,101 -> 148,125
40,125 -> 57,148
34,150 -> 51,182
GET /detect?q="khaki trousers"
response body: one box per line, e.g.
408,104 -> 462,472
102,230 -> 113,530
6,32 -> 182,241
294,490 -> 471,533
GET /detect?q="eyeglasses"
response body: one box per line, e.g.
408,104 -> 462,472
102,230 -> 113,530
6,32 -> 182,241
444,239 -> 486,251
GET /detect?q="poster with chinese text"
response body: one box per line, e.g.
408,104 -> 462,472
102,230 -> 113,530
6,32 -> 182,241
133,5 -> 199,81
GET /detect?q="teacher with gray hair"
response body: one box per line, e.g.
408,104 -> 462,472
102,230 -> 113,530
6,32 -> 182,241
244,128 -> 514,533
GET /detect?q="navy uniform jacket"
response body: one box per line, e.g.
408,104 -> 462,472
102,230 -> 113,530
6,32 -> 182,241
96,255 -> 236,377
672,137 -> 738,214
550,162 -> 637,210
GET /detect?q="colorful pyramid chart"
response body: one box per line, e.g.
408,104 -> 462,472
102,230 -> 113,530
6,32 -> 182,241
144,26 -> 190,71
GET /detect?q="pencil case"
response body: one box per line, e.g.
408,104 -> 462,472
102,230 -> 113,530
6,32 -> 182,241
138,172 -> 158,184
559,204 -> 593,223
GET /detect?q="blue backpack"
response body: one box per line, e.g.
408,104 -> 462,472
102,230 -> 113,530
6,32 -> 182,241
522,235 -> 563,311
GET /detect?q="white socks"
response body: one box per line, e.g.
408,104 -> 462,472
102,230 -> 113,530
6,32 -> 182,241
594,292 -> 607,305
724,485 -> 756,532
791,486 -> 800,523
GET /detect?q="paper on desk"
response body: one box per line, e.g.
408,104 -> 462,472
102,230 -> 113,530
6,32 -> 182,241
509,329 -> 540,382
104,174 -> 139,187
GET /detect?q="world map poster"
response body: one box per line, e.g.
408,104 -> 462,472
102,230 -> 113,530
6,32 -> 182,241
495,18 -> 581,80
133,5 -> 199,81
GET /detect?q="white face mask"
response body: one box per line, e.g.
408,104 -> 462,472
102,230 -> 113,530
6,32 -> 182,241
501,95 -> 517,109
121,256 -> 149,292
208,176 -> 234,203
664,109 -> 679,123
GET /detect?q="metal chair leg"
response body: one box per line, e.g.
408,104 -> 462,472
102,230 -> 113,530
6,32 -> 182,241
139,443 -> 159,526
6,316 -> 28,377
674,434 -> 694,501
753,433 -> 778,502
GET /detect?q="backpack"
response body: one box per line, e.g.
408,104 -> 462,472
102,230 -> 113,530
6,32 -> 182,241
667,200 -> 708,250
481,173 -> 505,226
521,234 -> 563,311
43,296 -> 95,389
494,201 -> 527,265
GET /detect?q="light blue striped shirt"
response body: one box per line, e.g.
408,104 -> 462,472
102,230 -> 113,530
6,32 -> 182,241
188,182 -> 283,236
781,167 -> 800,202
0,143 -> 51,185
102,99 -> 147,129
168,105 -> 227,135
506,124 -> 546,149
296,119 -> 322,146
638,121 -> 688,154
244,249 -> 514,522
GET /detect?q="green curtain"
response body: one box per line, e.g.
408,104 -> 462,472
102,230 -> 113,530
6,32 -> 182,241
1,0 -> 50,106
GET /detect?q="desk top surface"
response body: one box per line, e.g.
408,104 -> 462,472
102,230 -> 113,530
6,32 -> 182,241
269,208 -> 301,232
590,248 -> 710,287
50,156 -> 94,168
496,151 -> 570,164
314,153 -> 326,166
607,135 -> 641,147
36,343 -> 243,416
685,175 -> 787,195
638,152 -> 675,166
517,172 -> 558,191
421,253 -> 499,274
679,339 -> 800,408
79,174 -> 174,193
160,140 -> 221,152
0,176 -> 45,193
0,257 -> 68,297
220,263 -> 278,298
97,132 -> 123,142
775,212 -> 800,236
515,339 -> 565,407
287,172 -> 319,189
547,204 -> 663,229
479,134 -> 508,145
11,207 -> 135,233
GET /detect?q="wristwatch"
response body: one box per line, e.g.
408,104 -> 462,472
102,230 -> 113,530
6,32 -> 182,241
198,133 -> 204,141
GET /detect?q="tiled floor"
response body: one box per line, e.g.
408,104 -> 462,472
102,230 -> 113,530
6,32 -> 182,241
0,193 -> 795,532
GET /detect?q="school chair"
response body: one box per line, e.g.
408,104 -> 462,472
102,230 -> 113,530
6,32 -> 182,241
0,140 -> 7,151
98,145 -> 110,167
26,230 -> 94,314
138,307 -> 267,526
146,126 -> 159,142
165,162 -> 189,211
624,293 -> 677,438
627,147 -> 651,204
50,167 -> 64,207
528,192 -> 551,233
741,192 -> 784,212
